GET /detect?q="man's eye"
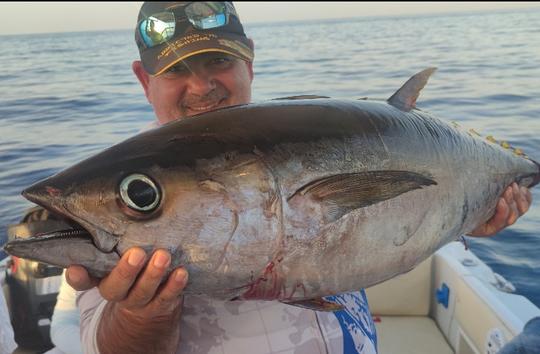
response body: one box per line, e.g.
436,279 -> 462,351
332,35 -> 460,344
166,64 -> 189,74
209,57 -> 232,67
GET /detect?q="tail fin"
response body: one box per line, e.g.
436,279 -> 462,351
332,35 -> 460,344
527,159 -> 540,188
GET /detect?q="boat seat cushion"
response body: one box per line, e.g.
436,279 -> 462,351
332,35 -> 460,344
366,256 -> 432,316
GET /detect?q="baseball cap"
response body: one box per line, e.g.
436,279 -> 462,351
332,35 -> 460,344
135,1 -> 254,76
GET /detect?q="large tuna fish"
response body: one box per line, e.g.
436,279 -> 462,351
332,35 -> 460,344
5,68 -> 539,305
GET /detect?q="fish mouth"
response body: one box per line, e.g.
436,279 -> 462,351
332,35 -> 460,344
3,211 -> 122,278
5,225 -> 91,254
4,210 -> 120,258
19,182 -> 120,254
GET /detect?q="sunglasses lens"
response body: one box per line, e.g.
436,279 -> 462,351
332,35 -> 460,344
185,2 -> 228,30
140,12 -> 175,48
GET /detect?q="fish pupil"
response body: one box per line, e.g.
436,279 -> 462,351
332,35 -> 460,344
127,180 -> 157,208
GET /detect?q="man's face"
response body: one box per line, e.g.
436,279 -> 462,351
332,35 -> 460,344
134,52 -> 253,125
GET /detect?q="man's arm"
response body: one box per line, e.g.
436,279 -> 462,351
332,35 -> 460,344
69,248 -> 188,354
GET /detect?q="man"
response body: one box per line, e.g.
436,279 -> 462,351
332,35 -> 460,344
64,2 -> 532,354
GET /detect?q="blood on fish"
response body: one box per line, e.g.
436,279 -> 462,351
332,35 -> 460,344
238,260 -> 285,300
45,186 -> 62,197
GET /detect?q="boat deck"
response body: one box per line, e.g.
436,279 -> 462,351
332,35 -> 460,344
366,254 -> 454,354
375,316 -> 453,354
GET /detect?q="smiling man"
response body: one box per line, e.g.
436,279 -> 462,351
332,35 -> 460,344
132,1 -> 254,123
60,2 -> 532,354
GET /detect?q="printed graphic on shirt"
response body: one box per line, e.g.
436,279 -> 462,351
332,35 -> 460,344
324,290 -> 377,354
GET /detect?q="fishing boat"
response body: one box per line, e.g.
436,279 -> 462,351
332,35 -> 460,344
1,240 -> 539,354
366,242 -> 540,354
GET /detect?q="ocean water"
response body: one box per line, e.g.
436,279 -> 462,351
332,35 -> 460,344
1,9 -> 540,308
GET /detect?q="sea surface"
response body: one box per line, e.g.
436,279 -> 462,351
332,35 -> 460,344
1,9 -> 539,308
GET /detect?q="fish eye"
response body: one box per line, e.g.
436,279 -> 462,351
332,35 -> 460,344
119,174 -> 161,212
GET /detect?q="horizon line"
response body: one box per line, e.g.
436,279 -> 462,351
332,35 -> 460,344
0,5 -> 538,37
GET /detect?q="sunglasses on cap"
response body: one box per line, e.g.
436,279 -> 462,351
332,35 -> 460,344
138,2 -> 239,49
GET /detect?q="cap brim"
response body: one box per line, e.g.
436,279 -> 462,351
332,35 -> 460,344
141,31 -> 254,76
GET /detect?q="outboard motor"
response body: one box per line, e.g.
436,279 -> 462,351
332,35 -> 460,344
4,206 -> 66,351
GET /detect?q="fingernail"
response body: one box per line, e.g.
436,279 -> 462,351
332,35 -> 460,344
66,269 -> 80,284
153,251 -> 171,269
176,269 -> 187,283
128,249 -> 146,266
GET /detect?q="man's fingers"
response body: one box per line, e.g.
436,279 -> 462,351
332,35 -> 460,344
503,184 -> 514,203
152,268 -> 188,312
489,197 -> 511,233
466,183 -> 531,238
469,198 -> 509,237
523,186 -> 533,205
505,183 -> 521,224
99,248 -> 147,302
66,265 -> 99,290
516,186 -> 531,215
124,250 -> 171,308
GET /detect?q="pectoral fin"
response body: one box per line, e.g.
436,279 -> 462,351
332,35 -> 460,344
282,298 -> 344,312
288,170 -> 436,224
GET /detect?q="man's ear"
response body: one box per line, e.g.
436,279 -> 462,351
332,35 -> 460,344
132,61 -> 152,103
246,38 -> 255,81
246,60 -> 254,82
247,38 -> 255,52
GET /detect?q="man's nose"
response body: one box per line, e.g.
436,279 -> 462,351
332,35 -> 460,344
186,70 -> 216,96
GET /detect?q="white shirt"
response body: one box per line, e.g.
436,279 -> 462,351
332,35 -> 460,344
50,270 -> 83,354
77,287 -> 377,354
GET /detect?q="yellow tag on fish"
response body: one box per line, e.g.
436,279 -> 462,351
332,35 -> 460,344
469,128 -> 481,137
486,135 -> 498,143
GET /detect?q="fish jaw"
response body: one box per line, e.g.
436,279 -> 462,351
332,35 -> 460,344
3,229 -> 120,278
21,176 -> 120,253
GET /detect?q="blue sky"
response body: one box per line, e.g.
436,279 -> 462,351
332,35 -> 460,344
1,2 -> 539,35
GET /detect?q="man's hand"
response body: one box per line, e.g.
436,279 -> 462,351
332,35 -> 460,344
66,248 -> 188,354
468,182 -> 532,237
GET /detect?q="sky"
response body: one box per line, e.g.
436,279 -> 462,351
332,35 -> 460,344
1,2 -> 539,36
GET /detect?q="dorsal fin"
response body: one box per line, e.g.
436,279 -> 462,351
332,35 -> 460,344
387,67 -> 437,112
273,95 -> 330,100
